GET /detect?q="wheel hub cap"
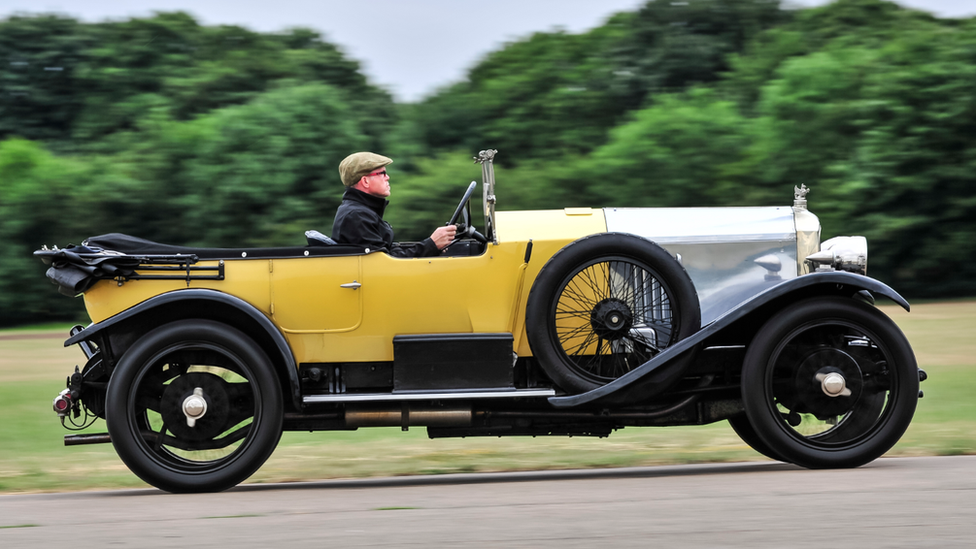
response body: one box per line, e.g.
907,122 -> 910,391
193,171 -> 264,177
817,372 -> 851,397
161,372 -> 233,441
793,349 -> 863,418
182,387 -> 208,427
590,299 -> 634,340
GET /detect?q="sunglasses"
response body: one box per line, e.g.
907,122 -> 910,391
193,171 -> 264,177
367,170 -> 388,177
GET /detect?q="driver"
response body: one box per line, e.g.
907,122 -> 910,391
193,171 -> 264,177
332,152 -> 456,257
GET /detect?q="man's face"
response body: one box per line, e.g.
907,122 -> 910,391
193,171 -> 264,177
363,168 -> 391,197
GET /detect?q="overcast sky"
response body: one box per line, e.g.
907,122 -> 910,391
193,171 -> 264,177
2,0 -> 973,101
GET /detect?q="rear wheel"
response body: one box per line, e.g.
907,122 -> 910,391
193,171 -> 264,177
526,234 -> 700,393
741,297 -> 918,469
106,320 -> 283,493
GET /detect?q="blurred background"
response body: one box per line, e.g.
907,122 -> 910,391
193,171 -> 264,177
2,0 -> 975,327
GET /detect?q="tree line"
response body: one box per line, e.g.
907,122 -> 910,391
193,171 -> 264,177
1,0 -> 974,326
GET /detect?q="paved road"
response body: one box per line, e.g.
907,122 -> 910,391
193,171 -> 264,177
1,456 -> 973,548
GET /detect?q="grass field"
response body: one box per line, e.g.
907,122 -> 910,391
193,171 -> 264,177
1,301 -> 973,493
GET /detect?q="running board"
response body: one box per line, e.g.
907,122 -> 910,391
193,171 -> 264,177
303,388 -> 555,404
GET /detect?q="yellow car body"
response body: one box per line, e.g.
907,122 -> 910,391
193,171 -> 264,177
82,208 -> 609,363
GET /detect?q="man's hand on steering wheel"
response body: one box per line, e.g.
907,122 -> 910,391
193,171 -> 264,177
431,224 -> 457,250
446,181 -> 488,245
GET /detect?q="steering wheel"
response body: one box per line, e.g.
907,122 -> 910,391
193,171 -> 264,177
447,181 -> 488,244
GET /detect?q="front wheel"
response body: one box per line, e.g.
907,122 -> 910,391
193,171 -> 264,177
728,414 -> 786,462
106,320 -> 283,493
741,297 -> 918,469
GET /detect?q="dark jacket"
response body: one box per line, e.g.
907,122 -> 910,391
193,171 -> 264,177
332,187 -> 439,258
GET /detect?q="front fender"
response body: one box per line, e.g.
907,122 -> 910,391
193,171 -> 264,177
66,289 -> 302,411
549,272 -> 909,408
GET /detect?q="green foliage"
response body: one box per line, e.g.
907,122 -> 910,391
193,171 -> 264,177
723,0 -> 946,112
0,80 -> 379,325
582,88 -> 752,208
830,25 -> 976,295
175,83 -> 370,247
411,0 -> 787,164
0,15 -> 87,143
609,0 -> 789,101
723,10 -> 976,294
0,139 -> 89,323
8,82 -> 370,248
412,22 -> 634,164
0,11 -> 392,147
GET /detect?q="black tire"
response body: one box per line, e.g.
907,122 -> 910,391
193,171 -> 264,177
106,320 -> 283,493
728,414 -> 786,462
525,233 -> 700,393
741,297 -> 918,469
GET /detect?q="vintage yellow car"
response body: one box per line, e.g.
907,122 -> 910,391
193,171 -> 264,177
36,150 -> 923,493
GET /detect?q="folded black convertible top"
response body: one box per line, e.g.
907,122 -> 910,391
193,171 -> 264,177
35,233 -> 370,296
84,233 -> 365,260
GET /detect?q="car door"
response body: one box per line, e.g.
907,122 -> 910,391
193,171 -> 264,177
270,255 -> 363,333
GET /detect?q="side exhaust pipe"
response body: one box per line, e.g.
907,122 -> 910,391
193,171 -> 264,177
344,404 -> 472,429
65,433 -> 111,446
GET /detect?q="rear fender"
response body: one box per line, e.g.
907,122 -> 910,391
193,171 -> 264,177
65,289 -> 302,411
549,272 -> 909,408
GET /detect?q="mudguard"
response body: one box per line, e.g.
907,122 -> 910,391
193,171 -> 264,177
65,289 -> 302,410
548,271 -> 909,408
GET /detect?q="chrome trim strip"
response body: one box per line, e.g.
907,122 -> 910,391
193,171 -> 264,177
646,233 -> 796,245
303,388 -> 555,404
603,206 -> 797,242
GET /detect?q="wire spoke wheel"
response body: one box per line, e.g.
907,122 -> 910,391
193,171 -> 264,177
526,234 -> 700,394
553,257 -> 675,383
742,297 -> 918,469
106,320 -> 283,493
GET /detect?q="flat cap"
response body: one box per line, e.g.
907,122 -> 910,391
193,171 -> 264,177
339,152 -> 393,187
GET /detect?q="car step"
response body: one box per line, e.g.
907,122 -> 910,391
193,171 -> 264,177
303,388 -> 555,404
